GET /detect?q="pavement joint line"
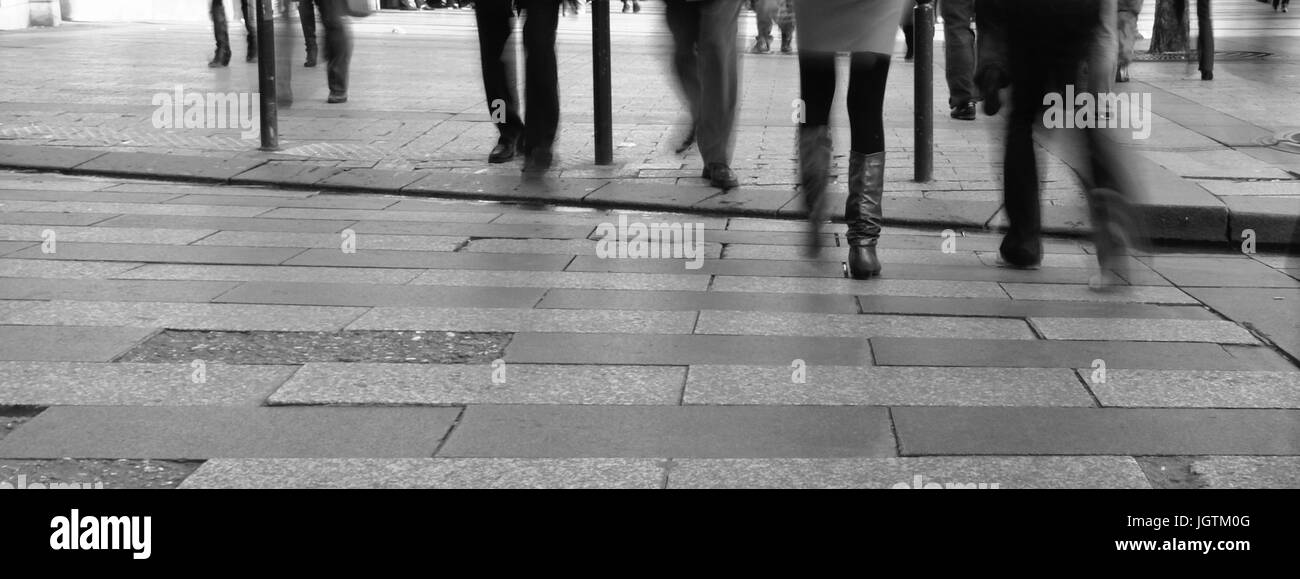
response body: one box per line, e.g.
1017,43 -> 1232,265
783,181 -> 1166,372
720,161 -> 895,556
106,327 -> 164,363
430,406 -> 468,458
1071,369 -> 1105,409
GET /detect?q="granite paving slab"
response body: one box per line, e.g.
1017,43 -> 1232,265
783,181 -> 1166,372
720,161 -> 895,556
0,224 -> 214,245
283,248 -> 573,271
892,407 -> 1300,455
711,276 -> 1010,298
871,337 -> 1278,370
438,405 -> 895,458
347,307 -> 697,334
0,300 -> 367,331
0,362 -> 295,406
194,231 -> 468,251
0,278 -> 238,303
348,220 -> 597,240
317,168 -> 426,192
1029,317 -> 1260,344
1190,457 -> 1300,489
112,264 -> 422,284
566,254 -> 842,277
694,311 -> 1035,339
723,245 -> 986,266
465,237 -> 724,259
179,458 -> 664,489
0,241 -> 34,256
855,295 -> 1220,320
0,212 -> 110,227
6,243 -> 304,265
1083,369 -> 1300,408
73,152 -> 266,182
214,281 -> 544,308
94,214 -> 356,233
666,456 -> 1150,488
409,269 -> 710,291
0,325 -> 156,362
170,193 -> 397,210
1186,287 -> 1300,362
117,330 -> 511,364
1139,255 -> 1300,288
0,188 -> 180,204
24,201 -> 272,218
505,333 -> 874,366
492,212 -> 729,229
257,207 -> 499,224
269,363 -> 685,405
536,289 -> 861,313
1224,196 -> 1300,246
229,161 -> 343,187
685,365 -> 1092,406
1000,283 -> 1197,304
0,459 -> 200,490
0,406 -> 461,459
0,143 -> 105,171
0,258 -> 144,279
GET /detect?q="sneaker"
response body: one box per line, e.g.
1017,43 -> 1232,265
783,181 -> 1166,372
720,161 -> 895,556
950,100 -> 977,121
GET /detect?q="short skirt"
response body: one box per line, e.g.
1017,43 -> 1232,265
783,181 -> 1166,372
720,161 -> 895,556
793,0 -> 907,54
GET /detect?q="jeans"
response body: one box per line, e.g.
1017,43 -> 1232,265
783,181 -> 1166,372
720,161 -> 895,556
300,0 -> 352,96
665,0 -> 746,166
940,0 -> 976,107
475,0 -> 562,152
210,0 -> 255,53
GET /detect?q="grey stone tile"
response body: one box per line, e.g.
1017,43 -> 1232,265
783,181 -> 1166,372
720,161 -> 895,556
976,251 -> 1146,270
537,289 -> 860,313
0,188 -> 180,204
871,337 -> 1274,370
194,231 -> 467,251
583,181 -> 720,209
74,152 -> 266,182
0,406 -> 460,459
170,193 -> 397,210
1191,457 -> 1300,489
349,220 -> 596,240
0,362 -> 295,406
712,276 -> 1010,298
269,363 -> 685,405
0,458 -> 199,489
215,281 -> 544,308
0,258 -> 143,279
258,207 -> 499,223
857,295 -> 1220,320
685,365 -> 1092,406
1141,256 -> 1300,288
229,162 -> 342,188
0,143 -> 105,171
179,458 -> 664,489
95,214 -> 356,233
668,456 -> 1150,488
0,278 -> 237,303
893,407 -> 1300,455
347,307 -> 697,334
113,264 -> 421,284
284,248 -> 572,271
505,333 -> 873,366
0,326 -> 157,362
0,224 -> 214,245
438,405 -> 895,458
0,300 -> 366,331
0,201 -> 50,212
25,201 -> 272,218
117,329 -> 509,365
695,311 -> 1035,339
568,254 -> 841,277
6,243 -> 304,265
1031,317 -> 1259,344
0,212 -> 111,227
409,269 -> 709,291
1001,283 -> 1198,304
101,182 -> 316,198
1084,370 -> 1300,408
492,211 -> 729,229
0,241 -> 34,255
724,245 -> 985,266
466,237 -> 723,259
318,168 -> 426,192
1186,287 -> 1300,362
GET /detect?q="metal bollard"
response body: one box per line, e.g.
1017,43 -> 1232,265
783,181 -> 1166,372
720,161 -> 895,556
256,0 -> 280,151
592,0 -> 613,165
913,0 -> 934,182
276,0 -> 295,108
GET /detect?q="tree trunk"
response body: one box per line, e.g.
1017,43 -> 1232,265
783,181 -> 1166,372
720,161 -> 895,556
1148,0 -> 1190,53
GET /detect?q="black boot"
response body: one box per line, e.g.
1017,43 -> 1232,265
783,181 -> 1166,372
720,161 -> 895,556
798,125 -> 832,257
304,44 -> 318,68
845,151 -> 885,279
780,35 -> 793,54
209,46 -> 232,68
902,25 -> 914,61
246,35 -> 257,63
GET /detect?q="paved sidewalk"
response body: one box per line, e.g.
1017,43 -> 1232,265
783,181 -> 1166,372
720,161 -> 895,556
0,170 -> 1297,488
0,3 -> 1297,248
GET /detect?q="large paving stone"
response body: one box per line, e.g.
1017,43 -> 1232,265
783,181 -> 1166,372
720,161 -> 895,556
113,264 -> 422,284
401,173 -> 533,200
1224,196 -> 1300,247
492,211 -> 729,229
179,458 -> 664,489
0,212 -> 110,227
0,300 -> 366,331
871,337 -> 1277,370
229,161 -> 343,187
685,365 -> 1092,406
505,333 -> 874,365
6,243 -> 304,265
856,295 -> 1220,320
96,214 -> 356,233
258,207 -> 499,223
1030,317 -> 1259,344
1001,283 -> 1198,304
195,231 -> 467,251
568,254 -> 843,277
317,168 -> 426,192
466,237 -> 723,259
284,248 -> 572,271
410,269 -> 710,291
0,241 -> 34,255
27,201 -> 272,218
0,224 -> 214,245
893,407 -> 1300,455
0,326 -> 157,362
667,456 -> 1150,489
1190,457 -> 1300,489
0,188 -> 180,205
537,289 -> 861,313
723,245 -> 986,266
74,152 -> 266,182
269,363 -> 685,405
347,307 -> 697,334
169,193 -> 397,210
712,276 -> 1009,298
0,278 -> 238,303
438,405 -> 895,458
1185,287 -> 1300,362
695,311 -> 1035,339
1084,369 -> 1300,408
0,258 -> 143,279
214,281 -> 544,308
582,181 -> 720,210
0,144 -> 105,171
0,406 -> 460,459
349,220 -> 597,240
0,362 -> 294,406
117,329 -> 510,365
1139,256 -> 1300,288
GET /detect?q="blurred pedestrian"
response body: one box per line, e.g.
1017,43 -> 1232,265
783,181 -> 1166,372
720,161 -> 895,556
208,0 -> 255,67
665,0 -> 746,189
941,0 -> 978,120
751,0 -> 795,54
900,0 -> 916,61
300,0 -> 354,103
1115,0 -> 1144,82
795,0 -> 905,279
977,0 -> 1146,289
475,0 -> 574,173
1274,0 -> 1290,12
1086,0 -> 1118,99
623,0 -> 642,12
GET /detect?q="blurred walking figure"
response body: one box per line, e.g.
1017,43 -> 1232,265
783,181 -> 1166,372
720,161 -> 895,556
1115,0 -> 1144,82
1274,0 -> 1290,12
977,0 -> 1146,289
623,0 -> 642,12
795,0 -> 905,279
899,0 -> 916,61
751,0 -> 795,54
475,1 -> 572,173
665,0 -> 747,189
941,0 -> 978,120
208,0 -> 255,67
299,0 -> 353,102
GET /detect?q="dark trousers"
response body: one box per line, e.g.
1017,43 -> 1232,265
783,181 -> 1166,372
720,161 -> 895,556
475,0 -> 561,153
940,0 -> 976,107
1195,0 -> 1213,76
211,0 -> 255,53
665,0 -> 745,166
754,0 -> 794,41
300,0 -> 353,96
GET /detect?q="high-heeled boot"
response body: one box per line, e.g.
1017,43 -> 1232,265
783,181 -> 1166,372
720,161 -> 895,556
246,34 -> 258,63
845,151 -> 885,279
798,125 -> 832,257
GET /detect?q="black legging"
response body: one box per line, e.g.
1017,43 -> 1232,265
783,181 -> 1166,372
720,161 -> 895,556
797,51 -> 891,153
